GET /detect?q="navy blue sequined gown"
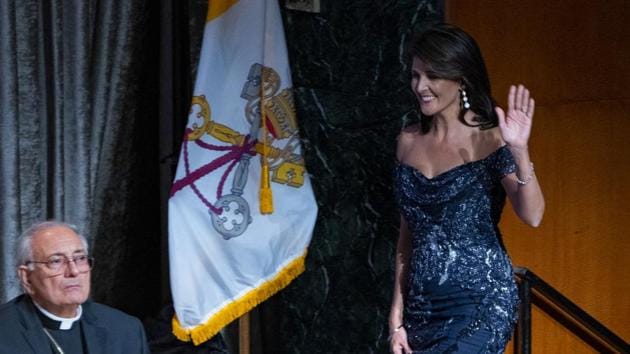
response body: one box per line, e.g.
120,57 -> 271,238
394,145 -> 519,353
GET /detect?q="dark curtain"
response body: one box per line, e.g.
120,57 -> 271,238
0,0 -> 161,319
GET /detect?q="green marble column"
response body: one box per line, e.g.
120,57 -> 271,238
265,1 -> 442,353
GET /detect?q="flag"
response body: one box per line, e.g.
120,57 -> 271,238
168,0 -> 318,345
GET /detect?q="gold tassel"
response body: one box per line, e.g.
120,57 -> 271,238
259,163 -> 273,214
259,69 -> 274,214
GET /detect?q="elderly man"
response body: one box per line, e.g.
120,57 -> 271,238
0,221 -> 149,354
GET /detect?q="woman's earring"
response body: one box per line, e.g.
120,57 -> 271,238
460,88 -> 471,110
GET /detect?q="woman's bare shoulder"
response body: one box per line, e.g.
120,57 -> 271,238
396,123 -> 424,161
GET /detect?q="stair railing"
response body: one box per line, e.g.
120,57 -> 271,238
513,267 -> 630,354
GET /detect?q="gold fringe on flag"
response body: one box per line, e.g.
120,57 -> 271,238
172,250 -> 307,345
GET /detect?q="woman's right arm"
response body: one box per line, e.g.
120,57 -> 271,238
389,216 -> 413,354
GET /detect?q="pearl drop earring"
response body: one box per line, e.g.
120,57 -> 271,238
460,88 -> 470,110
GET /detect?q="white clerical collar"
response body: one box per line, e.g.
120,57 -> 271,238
33,301 -> 82,330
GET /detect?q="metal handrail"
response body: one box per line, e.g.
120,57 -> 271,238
513,267 -> 630,354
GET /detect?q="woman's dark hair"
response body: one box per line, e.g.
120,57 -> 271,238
409,23 -> 498,133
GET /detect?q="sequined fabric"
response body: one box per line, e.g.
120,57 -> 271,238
394,145 -> 519,353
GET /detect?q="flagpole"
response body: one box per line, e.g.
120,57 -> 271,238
239,313 -> 251,354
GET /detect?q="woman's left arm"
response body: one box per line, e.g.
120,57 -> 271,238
496,84 -> 545,227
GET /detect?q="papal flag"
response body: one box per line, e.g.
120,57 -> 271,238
168,0 -> 318,345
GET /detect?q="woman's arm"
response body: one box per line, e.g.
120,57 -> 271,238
496,84 -> 545,226
502,146 -> 545,226
389,216 -> 413,354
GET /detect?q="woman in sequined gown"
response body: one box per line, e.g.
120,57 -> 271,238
388,24 -> 545,354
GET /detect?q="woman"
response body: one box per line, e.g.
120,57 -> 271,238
389,23 -> 544,353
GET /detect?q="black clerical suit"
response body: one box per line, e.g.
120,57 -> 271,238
0,295 -> 149,354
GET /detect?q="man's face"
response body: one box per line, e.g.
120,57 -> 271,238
18,226 -> 91,317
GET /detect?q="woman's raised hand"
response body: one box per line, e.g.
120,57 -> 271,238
495,84 -> 535,150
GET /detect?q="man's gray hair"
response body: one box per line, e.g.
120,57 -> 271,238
15,221 -> 89,269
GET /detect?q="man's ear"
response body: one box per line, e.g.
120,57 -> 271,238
17,266 -> 34,294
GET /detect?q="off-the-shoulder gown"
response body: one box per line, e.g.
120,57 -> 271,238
393,145 -> 519,353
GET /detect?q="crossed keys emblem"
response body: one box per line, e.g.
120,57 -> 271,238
170,63 -> 306,240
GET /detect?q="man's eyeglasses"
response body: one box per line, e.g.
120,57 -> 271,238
25,255 -> 94,273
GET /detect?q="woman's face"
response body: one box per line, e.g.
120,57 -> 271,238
411,57 -> 462,119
